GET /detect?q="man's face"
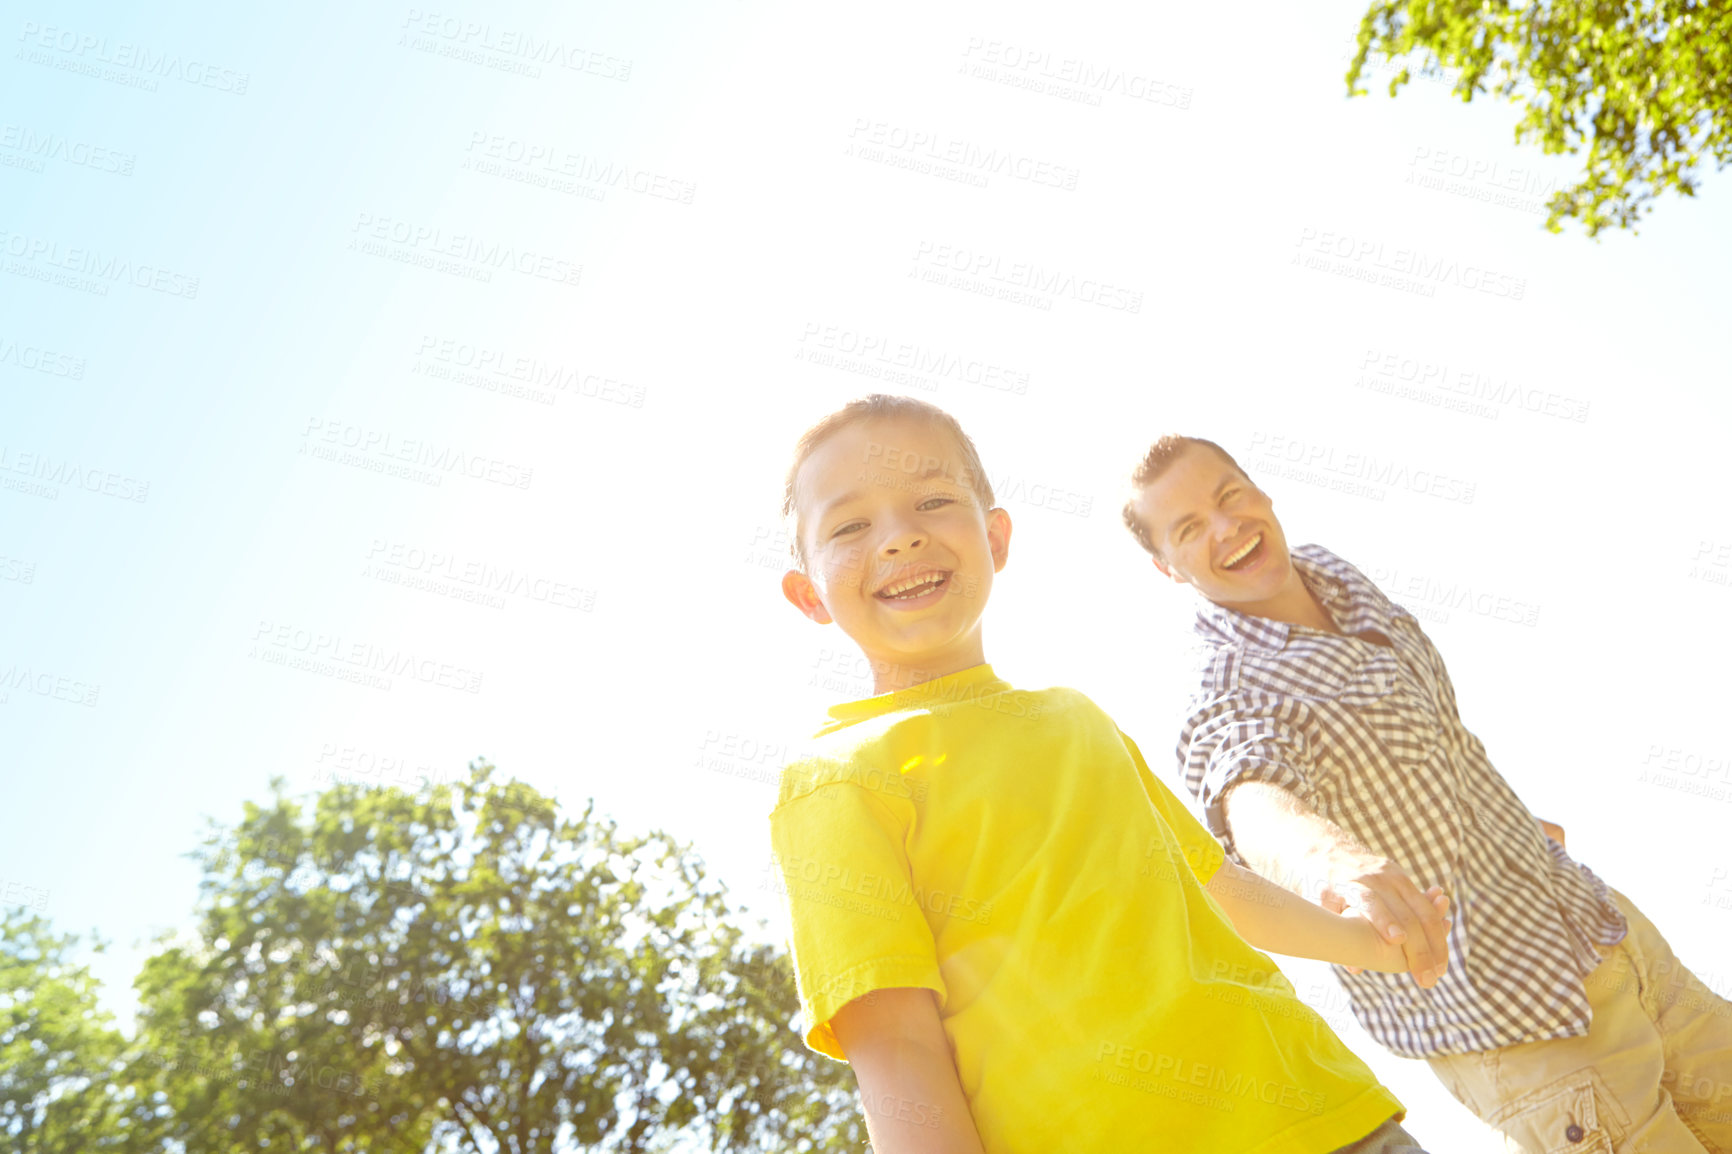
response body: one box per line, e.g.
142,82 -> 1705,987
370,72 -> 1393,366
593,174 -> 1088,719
1130,446 -> 1294,607
783,417 -> 1010,677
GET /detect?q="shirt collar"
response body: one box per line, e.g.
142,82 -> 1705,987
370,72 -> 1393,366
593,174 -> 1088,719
1191,546 -> 1392,651
824,662 -> 1008,727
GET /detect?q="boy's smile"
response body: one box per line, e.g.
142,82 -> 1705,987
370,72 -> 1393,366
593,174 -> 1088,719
873,565 -> 952,606
783,416 -> 1011,694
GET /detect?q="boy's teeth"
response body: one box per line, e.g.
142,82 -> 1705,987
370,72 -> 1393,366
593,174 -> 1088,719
882,573 -> 944,597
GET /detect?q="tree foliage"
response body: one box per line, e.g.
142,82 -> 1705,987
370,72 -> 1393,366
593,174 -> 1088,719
1347,0 -> 1732,234
0,912 -> 128,1152
116,762 -> 860,1152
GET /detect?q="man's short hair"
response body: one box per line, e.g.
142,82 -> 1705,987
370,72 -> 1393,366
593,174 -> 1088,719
1121,436 -> 1247,558
782,394 -> 997,569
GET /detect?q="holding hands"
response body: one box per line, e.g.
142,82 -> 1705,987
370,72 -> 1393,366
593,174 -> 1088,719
1202,858 -> 1450,988
1316,845 -> 1452,987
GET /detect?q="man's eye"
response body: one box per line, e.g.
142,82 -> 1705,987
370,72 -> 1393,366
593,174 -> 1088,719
1175,524 -> 1196,543
831,521 -> 866,538
1220,488 -> 1240,502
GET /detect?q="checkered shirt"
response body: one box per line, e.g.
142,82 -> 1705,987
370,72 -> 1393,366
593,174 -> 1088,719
1175,544 -> 1627,1058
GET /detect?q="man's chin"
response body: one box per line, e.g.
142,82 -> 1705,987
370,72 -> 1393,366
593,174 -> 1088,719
1203,574 -> 1287,607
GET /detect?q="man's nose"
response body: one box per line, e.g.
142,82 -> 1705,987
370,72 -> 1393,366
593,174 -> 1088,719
1211,512 -> 1246,542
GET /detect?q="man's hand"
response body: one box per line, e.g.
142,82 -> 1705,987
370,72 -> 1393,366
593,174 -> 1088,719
1538,818 -> 1566,848
1221,782 -> 1453,988
1204,860 -> 1448,979
1354,883 -> 1450,976
1316,845 -> 1451,988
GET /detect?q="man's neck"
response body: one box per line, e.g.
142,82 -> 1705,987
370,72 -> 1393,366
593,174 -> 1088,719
1217,567 -> 1339,634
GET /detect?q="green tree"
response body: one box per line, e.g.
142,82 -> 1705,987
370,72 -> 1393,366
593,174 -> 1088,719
124,762 -> 861,1152
1347,0 -> 1732,234
0,910 -> 128,1152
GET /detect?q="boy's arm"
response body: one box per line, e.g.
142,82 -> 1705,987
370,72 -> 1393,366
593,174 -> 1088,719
831,988 -> 986,1154
1222,780 -> 1452,987
1204,859 -> 1449,984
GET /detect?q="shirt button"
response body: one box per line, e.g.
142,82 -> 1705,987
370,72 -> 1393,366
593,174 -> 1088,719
1565,1124 -> 1585,1142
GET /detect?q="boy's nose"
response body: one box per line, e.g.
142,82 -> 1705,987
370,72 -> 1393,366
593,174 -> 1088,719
880,529 -> 928,556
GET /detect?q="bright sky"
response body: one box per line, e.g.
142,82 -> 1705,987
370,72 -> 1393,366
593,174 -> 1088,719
5,1 -> 1731,1150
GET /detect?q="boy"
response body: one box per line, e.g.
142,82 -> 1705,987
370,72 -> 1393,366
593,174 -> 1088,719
770,395 -> 1446,1153
1120,434 -> 1732,1153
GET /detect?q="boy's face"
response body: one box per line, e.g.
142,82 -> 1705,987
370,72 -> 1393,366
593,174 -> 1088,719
783,417 -> 1010,687
1130,445 -> 1295,607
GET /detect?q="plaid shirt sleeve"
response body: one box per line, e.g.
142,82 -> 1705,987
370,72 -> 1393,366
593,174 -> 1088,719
1172,545 -> 1629,1057
1178,689 -> 1321,864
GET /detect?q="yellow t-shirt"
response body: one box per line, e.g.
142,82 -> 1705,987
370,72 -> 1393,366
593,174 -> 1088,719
769,664 -> 1403,1154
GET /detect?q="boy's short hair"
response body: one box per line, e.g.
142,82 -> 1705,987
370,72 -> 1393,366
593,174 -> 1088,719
782,394 -> 996,569
1121,435 -> 1248,558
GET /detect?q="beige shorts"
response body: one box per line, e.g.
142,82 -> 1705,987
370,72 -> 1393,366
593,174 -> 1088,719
1425,891 -> 1732,1153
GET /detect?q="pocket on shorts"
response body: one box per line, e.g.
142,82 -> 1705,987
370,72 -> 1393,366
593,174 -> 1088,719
1488,1070 -> 1622,1153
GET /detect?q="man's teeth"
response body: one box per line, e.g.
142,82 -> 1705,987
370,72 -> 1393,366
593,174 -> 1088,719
1222,534 -> 1262,569
880,573 -> 946,598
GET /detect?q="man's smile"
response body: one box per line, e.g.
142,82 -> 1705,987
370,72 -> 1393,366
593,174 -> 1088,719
1220,532 -> 1265,571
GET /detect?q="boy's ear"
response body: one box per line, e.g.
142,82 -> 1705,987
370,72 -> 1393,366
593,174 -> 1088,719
986,507 -> 1012,572
782,569 -> 833,624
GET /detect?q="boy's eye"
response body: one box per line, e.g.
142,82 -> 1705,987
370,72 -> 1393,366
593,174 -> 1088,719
917,496 -> 954,511
1175,524 -> 1196,544
1220,487 -> 1240,502
830,520 -> 866,538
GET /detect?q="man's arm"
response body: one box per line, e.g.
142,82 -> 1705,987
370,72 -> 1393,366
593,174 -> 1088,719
1223,780 -> 1452,988
831,988 -> 985,1154
1204,859 -> 1445,975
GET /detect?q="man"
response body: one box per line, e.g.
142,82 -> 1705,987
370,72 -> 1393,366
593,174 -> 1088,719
1122,434 -> 1732,1153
